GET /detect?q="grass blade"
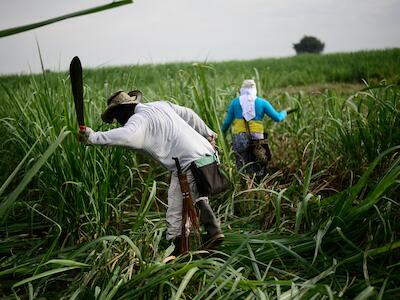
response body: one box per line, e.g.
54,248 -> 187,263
0,128 -> 70,223
173,266 -> 199,300
12,267 -> 81,288
0,1 -> 133,38
0,140 -> 38,197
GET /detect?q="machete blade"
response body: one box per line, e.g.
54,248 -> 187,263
287,107 -> 299,115
69,56 -> 85,129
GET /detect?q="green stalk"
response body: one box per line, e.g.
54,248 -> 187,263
0,128 -> 70,223
339,240 -> 400,266
0,1 -> 133,38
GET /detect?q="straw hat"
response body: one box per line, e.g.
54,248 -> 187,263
241,79 -> 256,89
101,90 -> 142,123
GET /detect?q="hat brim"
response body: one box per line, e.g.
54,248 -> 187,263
128,90 -> 143,100
101,90 -> 142,123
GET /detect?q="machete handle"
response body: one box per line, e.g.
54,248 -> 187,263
287,108 -> 299,115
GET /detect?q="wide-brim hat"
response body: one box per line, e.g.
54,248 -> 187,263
101,90 -> 142,123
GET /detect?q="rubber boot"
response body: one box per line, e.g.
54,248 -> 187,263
196,199 -> 224,250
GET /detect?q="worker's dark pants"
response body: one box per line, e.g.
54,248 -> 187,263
232,132 -> 266,177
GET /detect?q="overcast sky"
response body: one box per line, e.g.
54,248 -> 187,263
0,0 -> 399,75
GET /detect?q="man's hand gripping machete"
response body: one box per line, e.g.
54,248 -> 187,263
69,56 -> 85,141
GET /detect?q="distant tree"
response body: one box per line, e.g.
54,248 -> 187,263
293,36 -> 325,54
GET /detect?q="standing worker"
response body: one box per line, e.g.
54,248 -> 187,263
221,79 -> 287,178
82,90 -> 224,254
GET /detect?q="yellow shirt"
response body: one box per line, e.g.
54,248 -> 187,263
232,119 -> 264,134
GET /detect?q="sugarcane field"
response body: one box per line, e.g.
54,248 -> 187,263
1,1 -> 400,299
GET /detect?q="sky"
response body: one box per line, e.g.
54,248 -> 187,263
0,0 -> 399,75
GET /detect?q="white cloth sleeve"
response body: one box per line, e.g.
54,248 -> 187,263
85,125 -> 144,149
167,102 -> 217,139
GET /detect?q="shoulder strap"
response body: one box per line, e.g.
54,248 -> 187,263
243,118 -> 251,135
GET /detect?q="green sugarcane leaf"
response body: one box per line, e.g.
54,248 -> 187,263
13,266 -> 80,288
45,259 -> 90,268
0,1 -> 133,38
0,128 -> 70,223
354,286 -> 376,300
0,139 -> 38,197
173,267 -> 199,300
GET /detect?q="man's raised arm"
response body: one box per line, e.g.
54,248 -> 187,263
167,102 -> 216,139
83,122 -> 144,149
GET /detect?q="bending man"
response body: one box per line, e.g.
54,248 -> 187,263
83,90 -> 224,254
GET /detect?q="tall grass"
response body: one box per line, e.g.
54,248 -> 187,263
0,49 -> 399,299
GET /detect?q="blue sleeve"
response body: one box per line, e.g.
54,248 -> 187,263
221,101 -> 235,133
262,99 -> 287,122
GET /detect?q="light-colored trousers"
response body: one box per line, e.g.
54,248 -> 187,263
166,168 -> 208,240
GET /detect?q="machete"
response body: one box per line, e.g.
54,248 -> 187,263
69,56 -> 85,134
173,157 -> 200,254
287,107 -> 299,115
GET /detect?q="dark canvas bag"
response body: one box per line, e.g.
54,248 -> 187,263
190,154 -> 230,197
244,119 -> 272,164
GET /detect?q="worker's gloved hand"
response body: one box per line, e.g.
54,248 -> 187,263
78,127 -> 93,144
207,135 -> 218,151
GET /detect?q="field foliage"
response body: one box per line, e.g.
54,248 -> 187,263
0,49 -> 399,299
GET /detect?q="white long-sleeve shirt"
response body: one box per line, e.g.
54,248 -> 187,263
87,101 -> 216,171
